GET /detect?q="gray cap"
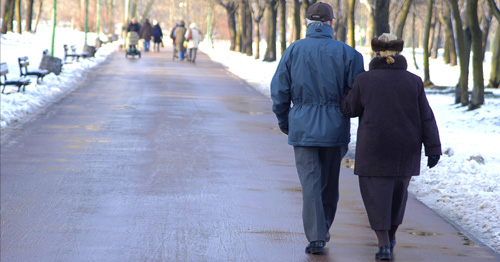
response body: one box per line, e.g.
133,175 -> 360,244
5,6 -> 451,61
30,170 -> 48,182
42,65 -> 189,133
306,2 -> 334,22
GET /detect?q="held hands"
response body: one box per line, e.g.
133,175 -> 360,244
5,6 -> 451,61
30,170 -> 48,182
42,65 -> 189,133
427,155 -> 440,168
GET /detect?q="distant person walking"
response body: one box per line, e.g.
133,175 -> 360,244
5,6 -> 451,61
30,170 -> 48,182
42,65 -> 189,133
126,18 -> 141,51
270,2 -> 364,255
185,23 -> 202,62
340,33 -> 442,261
170,23 -> 179,60
153,20 -> 163,52
140,19 -> 154,52
174,21 -> 187,61
127,18 -> 141,33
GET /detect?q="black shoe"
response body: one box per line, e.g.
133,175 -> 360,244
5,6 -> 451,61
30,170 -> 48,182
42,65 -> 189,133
305,241 -> 325,254
390,240 -> 396,252
375,246 -> 391,260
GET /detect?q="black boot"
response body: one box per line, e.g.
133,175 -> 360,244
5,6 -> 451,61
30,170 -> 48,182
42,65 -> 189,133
305,241 -> 325,254
375,246 -> 391,260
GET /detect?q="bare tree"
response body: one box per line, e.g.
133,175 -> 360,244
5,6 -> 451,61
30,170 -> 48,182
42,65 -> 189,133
279,0 -> 286,54
250,0 -> 266,59
487,0 -> 500,88
292,0 -> 301,42
218,0 -> 238,51
25,0 -> 35,32
468,0 -> 484,109
347,0 -> 356,47
395,0 -> 412,38
439,2 -> 457,66
263,0 -> 278,62
374,0 -> 390,36
450,0 -> 470,105
15,0 -> 22,33
423,0 -> 434,86
1,0 -> 15,34
337,0 -> 349,42
33,0 -> 43,33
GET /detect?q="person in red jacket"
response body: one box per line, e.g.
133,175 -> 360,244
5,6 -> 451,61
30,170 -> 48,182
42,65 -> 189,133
340,33 -> 442,261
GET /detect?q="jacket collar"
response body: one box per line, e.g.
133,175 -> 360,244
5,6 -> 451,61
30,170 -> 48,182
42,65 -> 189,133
369,55 -> 408,70
305,24 -> 334,39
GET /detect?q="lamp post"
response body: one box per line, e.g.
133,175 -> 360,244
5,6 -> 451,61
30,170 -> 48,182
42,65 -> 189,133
50,0 -> 57,56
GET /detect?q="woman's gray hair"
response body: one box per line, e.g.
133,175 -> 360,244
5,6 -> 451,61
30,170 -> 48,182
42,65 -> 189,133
377,33 -> 400,59
306,18 -> 331,27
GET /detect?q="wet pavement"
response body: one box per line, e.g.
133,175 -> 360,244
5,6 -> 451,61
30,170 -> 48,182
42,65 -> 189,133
1,47 -> 499,262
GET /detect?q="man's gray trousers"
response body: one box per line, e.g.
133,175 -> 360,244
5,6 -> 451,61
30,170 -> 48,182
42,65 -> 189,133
294,146 -> 346,242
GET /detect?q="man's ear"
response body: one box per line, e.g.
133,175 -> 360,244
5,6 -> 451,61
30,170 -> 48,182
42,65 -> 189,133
330,20 -> 333,27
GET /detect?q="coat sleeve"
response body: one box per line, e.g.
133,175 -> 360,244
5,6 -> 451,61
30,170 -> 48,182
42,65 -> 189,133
417,80 -> 442,156
340,76 -> 364,118
270,50 -> 292,130
346,50 -> 365,89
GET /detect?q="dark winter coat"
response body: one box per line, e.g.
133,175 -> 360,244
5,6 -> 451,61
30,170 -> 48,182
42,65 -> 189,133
140,21 -> 154,41
174,25 -> 187,52
340,55 -> 442,177
271,24 -> 365,147
127,22 -> 141,33
153,24 -> 163,43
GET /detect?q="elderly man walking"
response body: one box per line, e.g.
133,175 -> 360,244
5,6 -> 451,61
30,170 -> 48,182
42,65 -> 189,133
270,2 -> 364,255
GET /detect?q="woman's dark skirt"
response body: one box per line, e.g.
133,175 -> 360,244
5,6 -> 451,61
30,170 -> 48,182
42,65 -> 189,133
358,176 -> 412,231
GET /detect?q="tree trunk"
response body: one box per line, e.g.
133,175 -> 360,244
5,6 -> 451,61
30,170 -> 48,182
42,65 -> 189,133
347,0 -> 356,47
130,0 -> 138,20
1,0 -> 15,34
245,1 -> 253,56
279,0 -> 286,54
489,30 -> 500,88
374,0 -> 390,36
263,0 -> 278,62
412,7 -> 419,70
293,0 -> 301,41
337,0 -> 348,42
33,0 -> 43,33
431,14 -> 440,59
468,0 -> 484,110
250,1 -> 265,59
480,9 -> 492,59
218,1 -> 238,51
395,0 -> 412,39
439,3 -> 457,66
108,0 -> 114,35
487,0 -> 500,88
142,0 -> 155,21
423,0 -> 433,86
450,0 -> 470,105
25,0 -> 34,32
15,0 -> 22,33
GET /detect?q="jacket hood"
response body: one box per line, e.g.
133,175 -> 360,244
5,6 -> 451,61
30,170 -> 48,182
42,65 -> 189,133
305,24 -> 333,39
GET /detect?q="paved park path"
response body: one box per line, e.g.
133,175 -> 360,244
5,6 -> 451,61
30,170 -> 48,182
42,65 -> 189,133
1,46 -> 499,261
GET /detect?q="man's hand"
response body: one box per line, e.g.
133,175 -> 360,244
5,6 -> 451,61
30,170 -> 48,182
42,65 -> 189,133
427,155 -> 440,168
279,126 -> 289,135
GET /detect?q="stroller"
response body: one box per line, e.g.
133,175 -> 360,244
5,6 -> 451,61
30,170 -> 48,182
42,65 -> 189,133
126,32 -> 141,58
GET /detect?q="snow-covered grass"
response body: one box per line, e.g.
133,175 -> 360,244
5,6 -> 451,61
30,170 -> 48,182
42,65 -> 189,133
1,26 -> 499,253
199,40 -> 500,253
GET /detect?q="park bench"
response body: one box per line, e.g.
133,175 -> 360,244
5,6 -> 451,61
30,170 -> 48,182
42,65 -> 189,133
63,44 -> 89,62
1,62 -> 32,94
18,56 -> 50,84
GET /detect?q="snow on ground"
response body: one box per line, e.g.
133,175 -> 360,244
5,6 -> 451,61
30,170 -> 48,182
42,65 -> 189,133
1,27 -> 499,253
199,40 -> 500,253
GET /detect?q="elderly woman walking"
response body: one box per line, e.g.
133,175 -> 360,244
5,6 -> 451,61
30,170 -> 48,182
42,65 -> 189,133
340,33 -> 442,261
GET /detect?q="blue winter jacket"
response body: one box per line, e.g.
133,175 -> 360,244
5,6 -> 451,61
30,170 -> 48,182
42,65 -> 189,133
271,24 -> 365,147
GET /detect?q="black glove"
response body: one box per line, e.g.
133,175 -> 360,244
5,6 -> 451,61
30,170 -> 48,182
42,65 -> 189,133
279,126 -> 289,135
427,155 -> 440,168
